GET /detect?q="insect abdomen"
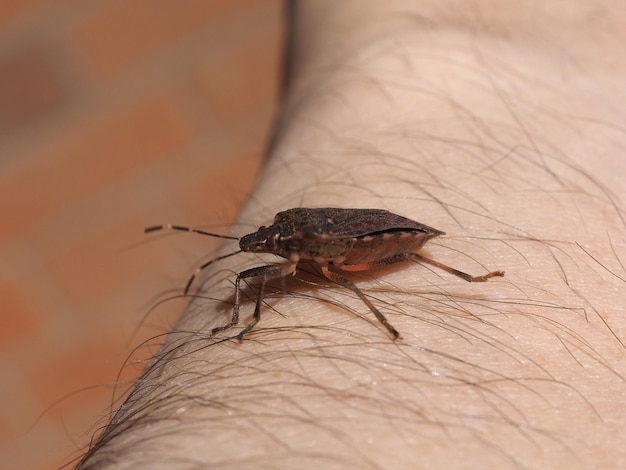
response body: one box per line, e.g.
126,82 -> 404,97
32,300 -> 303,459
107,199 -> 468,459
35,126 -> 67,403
340,231 -> 438,267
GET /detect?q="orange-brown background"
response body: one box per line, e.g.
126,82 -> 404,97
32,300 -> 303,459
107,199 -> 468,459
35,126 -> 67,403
0,1 -> 283,468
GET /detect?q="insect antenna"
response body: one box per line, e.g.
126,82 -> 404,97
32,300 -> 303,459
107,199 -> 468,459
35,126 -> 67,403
144,224 -> 241,294
144,224 -> 239,240
183,250 -> 242,294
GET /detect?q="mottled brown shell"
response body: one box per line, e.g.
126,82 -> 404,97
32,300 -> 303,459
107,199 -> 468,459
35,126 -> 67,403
270,208 -> 444,238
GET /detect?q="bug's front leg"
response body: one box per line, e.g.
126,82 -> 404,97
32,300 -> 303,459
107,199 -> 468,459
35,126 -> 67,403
211,262 -> 297,340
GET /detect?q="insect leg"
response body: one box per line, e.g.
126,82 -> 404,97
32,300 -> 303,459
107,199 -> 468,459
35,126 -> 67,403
236,276 -> 267,342
321,267 -> 400,340
347,253 -> 504,282
212,263 -> 297,339
407,253 -> 504,282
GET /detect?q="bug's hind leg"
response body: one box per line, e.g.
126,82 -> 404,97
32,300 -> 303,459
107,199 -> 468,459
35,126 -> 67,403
212,263 -> 296,340
343,252 -> 503,282
407,253 -> 504,282
321,267 -> 400,340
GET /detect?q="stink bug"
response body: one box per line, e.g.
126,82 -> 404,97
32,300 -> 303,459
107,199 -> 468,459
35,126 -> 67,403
145,208 -> 504,340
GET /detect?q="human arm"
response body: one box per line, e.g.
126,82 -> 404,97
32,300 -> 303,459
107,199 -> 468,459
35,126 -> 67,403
78,1 -> 626,468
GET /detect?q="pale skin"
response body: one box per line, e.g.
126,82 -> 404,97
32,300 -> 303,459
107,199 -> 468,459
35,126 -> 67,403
77,1 -> 626,469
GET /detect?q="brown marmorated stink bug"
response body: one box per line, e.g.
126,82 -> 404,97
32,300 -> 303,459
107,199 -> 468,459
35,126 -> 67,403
146,207 -> 504,340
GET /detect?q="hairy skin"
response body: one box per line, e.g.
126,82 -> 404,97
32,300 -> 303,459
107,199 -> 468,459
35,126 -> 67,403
77,1 -> 626,469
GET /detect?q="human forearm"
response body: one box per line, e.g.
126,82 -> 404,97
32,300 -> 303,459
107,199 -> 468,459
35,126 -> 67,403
78,1 -> 626,468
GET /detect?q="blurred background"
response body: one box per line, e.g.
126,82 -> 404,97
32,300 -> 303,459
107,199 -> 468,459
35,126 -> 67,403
0,1 -> 283,468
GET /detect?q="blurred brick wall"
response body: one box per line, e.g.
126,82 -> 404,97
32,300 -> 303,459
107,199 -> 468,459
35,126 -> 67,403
0,1 -> 283,469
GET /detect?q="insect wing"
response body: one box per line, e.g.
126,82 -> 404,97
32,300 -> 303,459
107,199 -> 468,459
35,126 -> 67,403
274,208 -> 443,239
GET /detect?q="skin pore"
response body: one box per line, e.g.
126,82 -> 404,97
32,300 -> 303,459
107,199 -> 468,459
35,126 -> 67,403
77,1 -> 626,469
